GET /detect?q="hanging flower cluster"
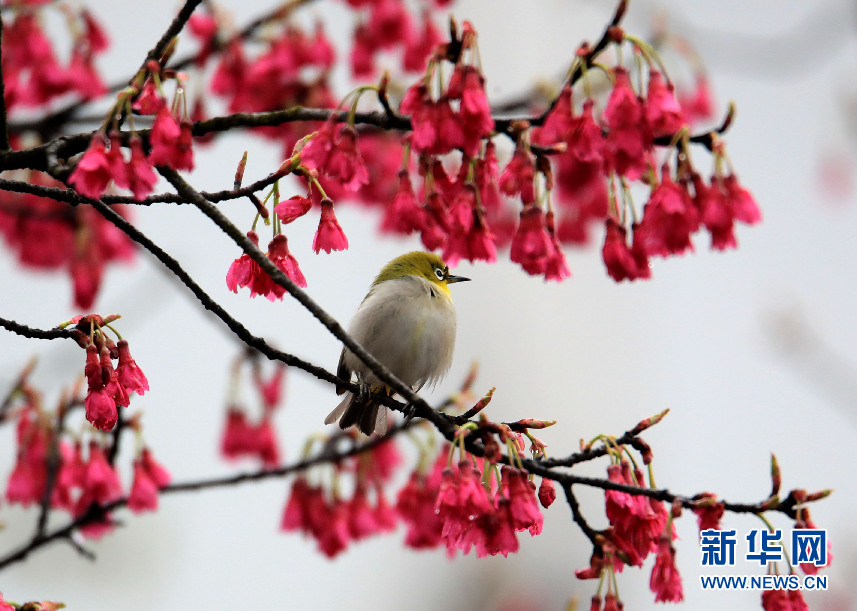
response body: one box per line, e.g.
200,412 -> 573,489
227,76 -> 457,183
532,49 -> 760,282
276,384 -> 555,560
170,2 -> 759,292
0,171 -> 135,309
281,438 -> 401,557
572,426 -> 832,609
224,141 -> 352,298
1,4 -> 109,112
3,363 -> 169,539
59,314 -> 149,432
219,351 -> 289,468
68,56 -> 197,204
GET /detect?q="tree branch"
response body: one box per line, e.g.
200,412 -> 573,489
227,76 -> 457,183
140,0 -> 206,71
0,316 -> 74,341
0,415 -> 410,571
86,200 -> 338,387
0,166 -> 289,207
159,166 -> 459,439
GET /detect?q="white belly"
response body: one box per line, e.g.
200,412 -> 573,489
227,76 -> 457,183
343,275 -> 457,390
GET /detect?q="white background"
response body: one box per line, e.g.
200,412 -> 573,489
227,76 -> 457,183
1,1 -> 856,609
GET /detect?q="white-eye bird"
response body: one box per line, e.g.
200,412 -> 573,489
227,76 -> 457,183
325,251 -> 469,436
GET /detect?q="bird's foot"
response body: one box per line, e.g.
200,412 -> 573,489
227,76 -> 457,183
402,401 -> 417,425
357,380 -> 371,403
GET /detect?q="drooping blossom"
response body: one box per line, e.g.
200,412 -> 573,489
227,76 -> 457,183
266,233 -> 308,292
255,364 -> 287,411
400,83 -> 463,155
603,593 -> 621,611
543,211 -> 571,281
761,587 -> 800,611
367,0 -> 415,50
313,199 -> 349,253
465,213 -> 498,264
67,48 -> 107,100
650,536 -> 684,602
274,195 -> 313,224
68,134 -> 113,200
125,137 -> 158,201
148,107 -> 194,170
604,67 -> 651,179
448,64 -> 494,156
299,120 -> 337,170
794,507 -> 832,576
602,219 -> 651,282
219,408 -> 280,467
435,461 -> 494,554
646,70 -> 686,138
604,461 -> 664,566
326,126 -> 370,191
116,339 -> 149,395
74,442 -> 123,538
679,75 -> 715,124
131,79 -> 165,115
220,409 -> 255,460
382,171 -> 424,234
188,12 -> 219,65
5,411 -> 49,507
84,344 -> 118,431
140,448 -> 171,488
568,99 -> 607,164
510,206 -> 552,275
128,461 -> 160,513
396,455 -> 446,550
82,10 -> 110,54
403,10 -> 442,72
419,191 -> 451,251
226,231 -> 264,294
637,167 -> 699,257
349,23 -> 377,78
499,143 -> 536,205
721,173 -> 761,225
500,465 -> 544,535
692,492 -> 724,531
533,84 -> 574,147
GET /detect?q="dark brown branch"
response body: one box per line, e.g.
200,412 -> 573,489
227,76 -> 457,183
140,0 -> 205,71
86,199 -> 338,387
493,0 -> 628,129
159,166 -> 458,440
34,405 -> 67,540
0,166 -> 289,207
562,483 -> 600,545
0,416 -> 409,571
0,108 -> 409,175
0,316 -> 74,341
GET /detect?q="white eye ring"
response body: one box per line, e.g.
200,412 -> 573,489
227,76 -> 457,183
434,268 -> 444,280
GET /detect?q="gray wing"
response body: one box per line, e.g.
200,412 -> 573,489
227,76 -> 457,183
335,347 -> 350,395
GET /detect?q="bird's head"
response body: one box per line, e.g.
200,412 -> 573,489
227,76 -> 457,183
372,251 -> 470,295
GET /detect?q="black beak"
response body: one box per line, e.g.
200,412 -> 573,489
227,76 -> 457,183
446,274 -> 471,284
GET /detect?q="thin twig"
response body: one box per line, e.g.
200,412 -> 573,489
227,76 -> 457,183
0,167 -> 289,206
0,316 -> 74,341
562,483 -> 600,545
